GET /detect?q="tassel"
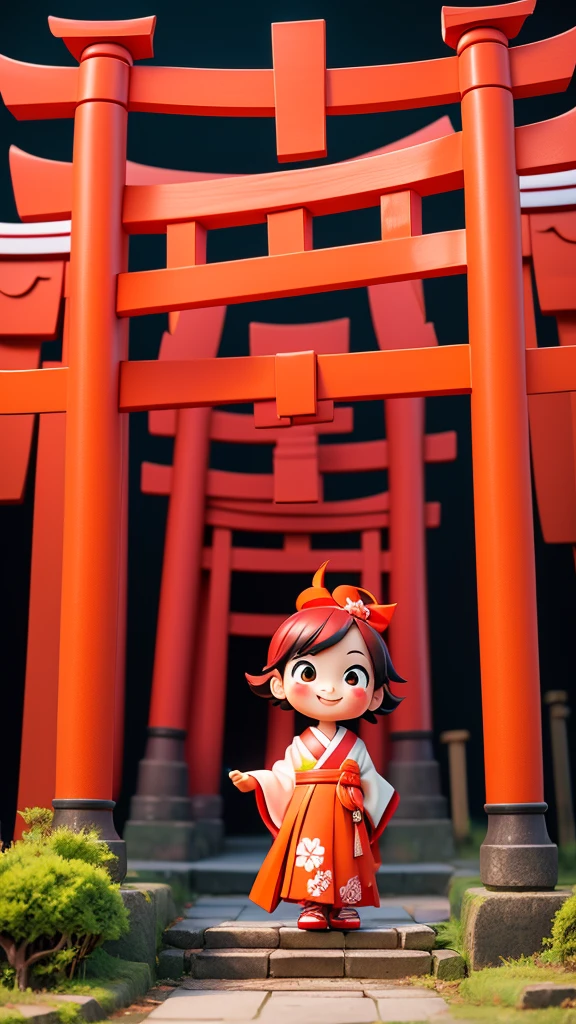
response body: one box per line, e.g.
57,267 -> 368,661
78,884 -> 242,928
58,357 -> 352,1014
353,822 -> 363,858
352,809 -> 363,858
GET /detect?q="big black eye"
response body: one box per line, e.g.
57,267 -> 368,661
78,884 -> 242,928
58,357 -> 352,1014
344,665 -> 370,689
292,660 -> 317,683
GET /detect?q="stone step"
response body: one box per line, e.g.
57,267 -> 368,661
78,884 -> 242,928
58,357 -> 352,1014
163,919 -> 436,951
156,945 -> 465,983
187,947 -> 434,980
128,849 -> 453,897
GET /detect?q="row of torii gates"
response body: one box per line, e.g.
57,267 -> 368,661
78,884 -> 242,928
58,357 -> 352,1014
5,119 -> 462,864
1,0 -> 576,887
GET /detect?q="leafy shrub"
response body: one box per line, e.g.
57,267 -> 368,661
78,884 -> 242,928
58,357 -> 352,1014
17,809 -> 115,870
18,808 -> 53,841
0,810 -> 128,991
542,891 -> 576,965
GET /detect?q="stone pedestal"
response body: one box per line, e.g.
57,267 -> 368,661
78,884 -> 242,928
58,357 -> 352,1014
190,794 -> 225,854
480,802 -> 557,890
52,798 -> 126,882
129,727 -> 191,821
380,818 -> 455,863
380,731 -> 454,862
125,727 -> 223,861
462,887 -> 571,969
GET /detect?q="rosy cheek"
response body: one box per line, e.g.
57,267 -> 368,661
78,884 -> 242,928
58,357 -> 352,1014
292,682 -> 311,697
352,688 -> 368,702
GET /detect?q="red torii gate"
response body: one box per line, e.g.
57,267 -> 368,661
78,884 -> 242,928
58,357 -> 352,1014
7,125 -> 447,847
2,3 -> 576,887
0,222 -> 68,833
0,223 -> 69,840
10,120 -> 454,853
126,294 -> 457,861
128,316 -> 354,860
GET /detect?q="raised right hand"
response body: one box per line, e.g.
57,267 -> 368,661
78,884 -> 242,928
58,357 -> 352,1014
229,769 -> 256,793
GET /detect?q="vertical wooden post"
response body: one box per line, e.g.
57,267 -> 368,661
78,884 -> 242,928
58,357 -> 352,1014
387,398 -> 431,730
126,407 -> 213,855
440,730 -> 471,842
383,394 -> 452,861
188,527 -> 232,810
544,692 -> 576,849
16,409 -> 66,833
126,308 -> 224,858
368,277 -> 452,857
444,4 -> 556,888
359,528 -> 387,774
51,33 -> 143,879
114,299 -> 130,803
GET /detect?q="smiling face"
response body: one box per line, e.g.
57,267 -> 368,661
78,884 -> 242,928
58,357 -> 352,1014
269,623 -> 384,722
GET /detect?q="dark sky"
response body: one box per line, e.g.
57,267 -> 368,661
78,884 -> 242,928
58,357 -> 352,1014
1,0 -> 575,843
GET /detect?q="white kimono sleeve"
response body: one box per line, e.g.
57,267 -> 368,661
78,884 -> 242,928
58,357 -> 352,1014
246,741 -> 299,830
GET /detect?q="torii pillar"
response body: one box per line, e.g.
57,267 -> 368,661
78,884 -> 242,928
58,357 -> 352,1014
125,307 -> 226,862
369,277 -> 454,863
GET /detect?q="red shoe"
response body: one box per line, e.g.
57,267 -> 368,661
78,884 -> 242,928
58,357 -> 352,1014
297,902 -> 329,930
329,907 -> 361,930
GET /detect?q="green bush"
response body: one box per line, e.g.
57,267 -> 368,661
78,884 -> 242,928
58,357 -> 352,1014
0,810 -> 128,991
16,808 -> 115,870
543,891 -> 576,965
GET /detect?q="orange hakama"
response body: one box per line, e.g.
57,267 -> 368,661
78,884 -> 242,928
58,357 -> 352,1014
247,725 -> 399,911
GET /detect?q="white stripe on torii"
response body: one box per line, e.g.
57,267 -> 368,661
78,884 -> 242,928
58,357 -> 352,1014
0,220 -> 71,257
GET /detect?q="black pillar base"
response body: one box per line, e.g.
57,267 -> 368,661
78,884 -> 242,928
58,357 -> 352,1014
52,798 -> 126,882
129,727 -> 191,822
382,730 -> 454,863
480,803 -> 558,890
124,730 -> 224,861
387,731 -> 449,819
190,794 -> 225,855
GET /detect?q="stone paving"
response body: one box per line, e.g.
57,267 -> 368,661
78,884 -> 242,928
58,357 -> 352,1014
147,985 -> 452,1022
160,895 -> 458,982
151,895 -> 457,1020
182,894 -> 449,926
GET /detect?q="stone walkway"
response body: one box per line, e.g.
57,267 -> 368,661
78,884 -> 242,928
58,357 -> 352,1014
147,985 -> 452,1022
151,896 -> 455,1021
175,894 -> 450,927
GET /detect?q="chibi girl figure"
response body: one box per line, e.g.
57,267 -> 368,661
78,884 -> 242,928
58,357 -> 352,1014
229,562 -> 404,931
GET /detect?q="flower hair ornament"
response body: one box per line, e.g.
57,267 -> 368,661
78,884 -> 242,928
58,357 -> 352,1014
295,561 -> 396,634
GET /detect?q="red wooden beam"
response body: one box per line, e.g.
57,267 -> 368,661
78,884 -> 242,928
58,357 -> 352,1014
1,24 -> 573,121
9,103 -> 576,230
116,231 -> 467,318
4,344 -> 576,417
204,501 -> 441,534
120,137 -> 464,233
0,365 -> 67,413
203,547 -> 392,574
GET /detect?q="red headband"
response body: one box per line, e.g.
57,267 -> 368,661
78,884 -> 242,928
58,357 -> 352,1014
295,561 -> 396,633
